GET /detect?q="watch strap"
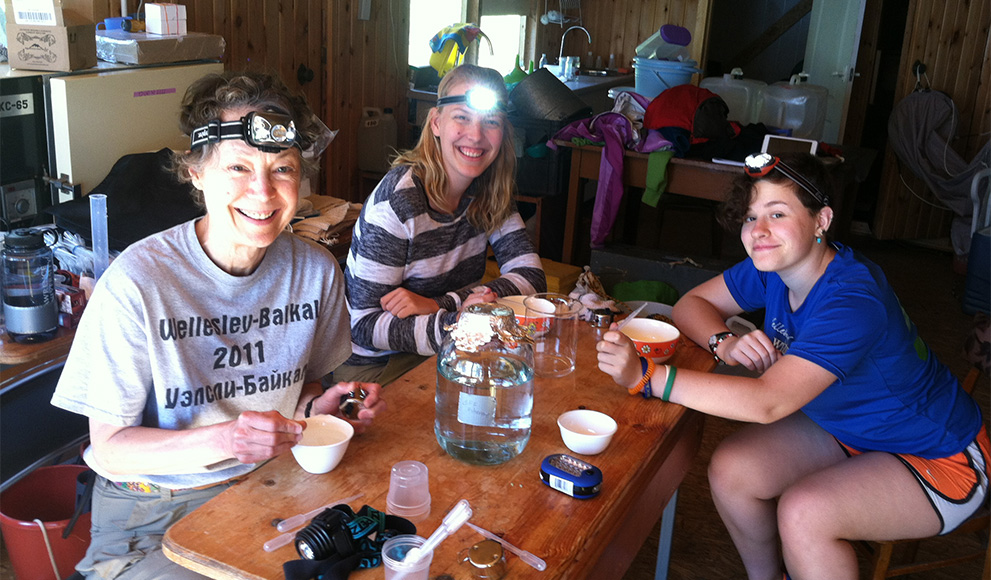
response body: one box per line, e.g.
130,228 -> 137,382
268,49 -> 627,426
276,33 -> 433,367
708,331 -> 737,364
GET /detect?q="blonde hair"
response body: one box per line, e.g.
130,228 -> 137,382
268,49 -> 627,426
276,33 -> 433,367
393,65 -> 517,234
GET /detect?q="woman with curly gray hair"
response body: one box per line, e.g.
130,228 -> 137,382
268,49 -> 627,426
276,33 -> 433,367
52,71 -> 386,579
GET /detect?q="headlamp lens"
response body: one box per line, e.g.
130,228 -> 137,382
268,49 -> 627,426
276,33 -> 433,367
436,87 -> 506,113
744,153 -> 777,177
247,112 -> 297,150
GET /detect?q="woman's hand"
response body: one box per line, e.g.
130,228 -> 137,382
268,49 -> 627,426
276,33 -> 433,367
224,410 -> 305,464
381,288 -> 440,318
596,324 -> 644,390
306,382 -> 386,434
718,331 -> 780,373
462,287 -> 496,309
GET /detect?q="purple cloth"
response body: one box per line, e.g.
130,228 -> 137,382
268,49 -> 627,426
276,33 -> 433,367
550,108 -> 672,248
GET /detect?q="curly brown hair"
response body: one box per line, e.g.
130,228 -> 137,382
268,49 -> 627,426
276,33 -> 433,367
171,71 -> 323,206
718,152 -> 837,231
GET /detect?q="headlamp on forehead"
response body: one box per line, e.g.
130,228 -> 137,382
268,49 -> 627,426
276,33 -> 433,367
436,87 -> 506,113
744,153 -> 830,207
190,111 -> 299,153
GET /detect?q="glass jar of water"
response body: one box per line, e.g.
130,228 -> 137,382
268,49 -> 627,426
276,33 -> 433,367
436,303 -> 534,465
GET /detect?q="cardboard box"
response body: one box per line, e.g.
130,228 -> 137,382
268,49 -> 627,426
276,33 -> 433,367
7,0 -> 106,27
6,19 -> 96,71
96,29 -> 224,64
145,2 -> 186,35
482,256 -> 582,295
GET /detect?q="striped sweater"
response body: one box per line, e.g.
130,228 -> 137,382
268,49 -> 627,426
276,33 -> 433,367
344,166 -> 546,364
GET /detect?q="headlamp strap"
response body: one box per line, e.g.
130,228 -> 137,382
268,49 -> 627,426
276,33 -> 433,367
190,120 -> 247,150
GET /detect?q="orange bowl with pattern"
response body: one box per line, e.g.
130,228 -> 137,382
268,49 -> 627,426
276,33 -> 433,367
619,318 -> 680,363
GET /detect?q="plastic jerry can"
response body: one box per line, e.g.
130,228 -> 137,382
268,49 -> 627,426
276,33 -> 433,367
699,68 -> 767,125
754,73 -> 828,141
357,107 -> 398,174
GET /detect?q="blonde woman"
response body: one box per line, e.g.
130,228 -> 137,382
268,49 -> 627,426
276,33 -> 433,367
340,64 -> 546,384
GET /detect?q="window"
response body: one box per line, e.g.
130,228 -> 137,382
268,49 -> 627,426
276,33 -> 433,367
407,0 -> 528,76
408,0 -> 465,68
478,14 -> 527,75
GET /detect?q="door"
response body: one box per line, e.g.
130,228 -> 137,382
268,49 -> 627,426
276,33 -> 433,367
804,0 -> 866,143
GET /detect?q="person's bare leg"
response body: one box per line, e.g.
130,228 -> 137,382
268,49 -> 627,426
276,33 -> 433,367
708,412 -> 845,580
777,451 -> 940,580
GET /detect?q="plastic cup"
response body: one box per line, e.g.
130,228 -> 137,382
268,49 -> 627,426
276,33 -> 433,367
524,293 -> 582,378
386,460 -> 430,522
382,534 -> 433,580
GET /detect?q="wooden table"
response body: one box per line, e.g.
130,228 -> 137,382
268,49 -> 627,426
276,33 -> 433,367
163,326 -> 716,579
558,142 -> 741,265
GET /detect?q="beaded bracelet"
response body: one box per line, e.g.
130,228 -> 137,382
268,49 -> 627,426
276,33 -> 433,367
628,356 -> 655,396
661,366 -> 678,402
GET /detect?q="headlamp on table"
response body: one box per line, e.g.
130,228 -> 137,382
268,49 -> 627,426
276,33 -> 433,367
436,87 -> 506,113
190,111 -> 300,153
743,153 -> 830,207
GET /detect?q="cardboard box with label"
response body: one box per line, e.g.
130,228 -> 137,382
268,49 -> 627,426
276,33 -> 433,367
4,0 -> 98,72
145,2 -> 186,35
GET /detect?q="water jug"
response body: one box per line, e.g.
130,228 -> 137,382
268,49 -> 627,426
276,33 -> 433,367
2,229 -> 58,343
436,303 -> 534,465
356,107 -> 398,174
699,68 -> 767,125
754,73 -> 828,141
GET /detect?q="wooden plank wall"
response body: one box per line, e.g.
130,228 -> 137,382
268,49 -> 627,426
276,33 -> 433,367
536,0 -> 712,73
99,1 -> 713,202
872,0 -> 991,243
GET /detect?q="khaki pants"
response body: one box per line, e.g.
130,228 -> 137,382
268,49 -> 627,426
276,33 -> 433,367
77,476 -> 237,579
331,353 -> 429,387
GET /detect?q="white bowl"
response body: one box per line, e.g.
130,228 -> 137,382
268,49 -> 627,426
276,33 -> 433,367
557,409 -> 618,455
291,414 -> 355,474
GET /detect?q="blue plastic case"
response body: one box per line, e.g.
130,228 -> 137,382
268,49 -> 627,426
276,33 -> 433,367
539,453 -> 602,499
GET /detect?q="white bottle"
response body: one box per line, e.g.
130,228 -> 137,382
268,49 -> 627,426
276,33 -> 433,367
538,53 -> 547,68
608,53 -> 616,69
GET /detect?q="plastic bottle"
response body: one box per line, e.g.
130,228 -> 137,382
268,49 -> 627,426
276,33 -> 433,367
538,53 -> 547,69
699,67 -> 767,125
754,73 -> 829,140
608,53 -> 616,69
2,229 -> 58,344
435,303 -> 534,465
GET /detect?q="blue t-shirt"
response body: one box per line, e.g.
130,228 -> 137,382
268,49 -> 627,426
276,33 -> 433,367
723,243 -> 981,458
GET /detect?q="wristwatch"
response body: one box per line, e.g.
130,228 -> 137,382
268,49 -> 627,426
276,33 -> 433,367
707,331 -> 738,364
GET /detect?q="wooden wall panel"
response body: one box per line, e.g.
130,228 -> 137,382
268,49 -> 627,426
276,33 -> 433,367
873,0 -> 990,244
535,0 -> 711,74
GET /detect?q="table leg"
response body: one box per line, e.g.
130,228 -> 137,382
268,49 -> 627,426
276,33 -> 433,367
562,149 -> 585,265
654,488 -> 679,580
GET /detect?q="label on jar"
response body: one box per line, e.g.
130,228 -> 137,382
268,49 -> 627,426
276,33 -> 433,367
457,391 -> 496,427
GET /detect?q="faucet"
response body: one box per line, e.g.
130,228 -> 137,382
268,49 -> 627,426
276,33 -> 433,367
559,25 -> 592,65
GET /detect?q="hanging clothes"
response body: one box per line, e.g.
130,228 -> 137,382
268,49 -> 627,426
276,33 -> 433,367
549,91 -> 673,247
888,90 -> 991,255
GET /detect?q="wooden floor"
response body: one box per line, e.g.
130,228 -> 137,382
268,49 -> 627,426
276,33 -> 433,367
620,223 -> 989,580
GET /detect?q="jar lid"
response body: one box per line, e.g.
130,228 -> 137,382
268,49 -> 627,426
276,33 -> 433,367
467,539 -> 504,568
4,229 -> 46,251
448,303 -> 532,352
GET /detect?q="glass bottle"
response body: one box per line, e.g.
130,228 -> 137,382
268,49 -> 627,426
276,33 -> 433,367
436,303 -> 534,465
2,229 -> 58,343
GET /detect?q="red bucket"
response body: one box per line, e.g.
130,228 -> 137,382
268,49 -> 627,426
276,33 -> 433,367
0,465 -> 92,580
